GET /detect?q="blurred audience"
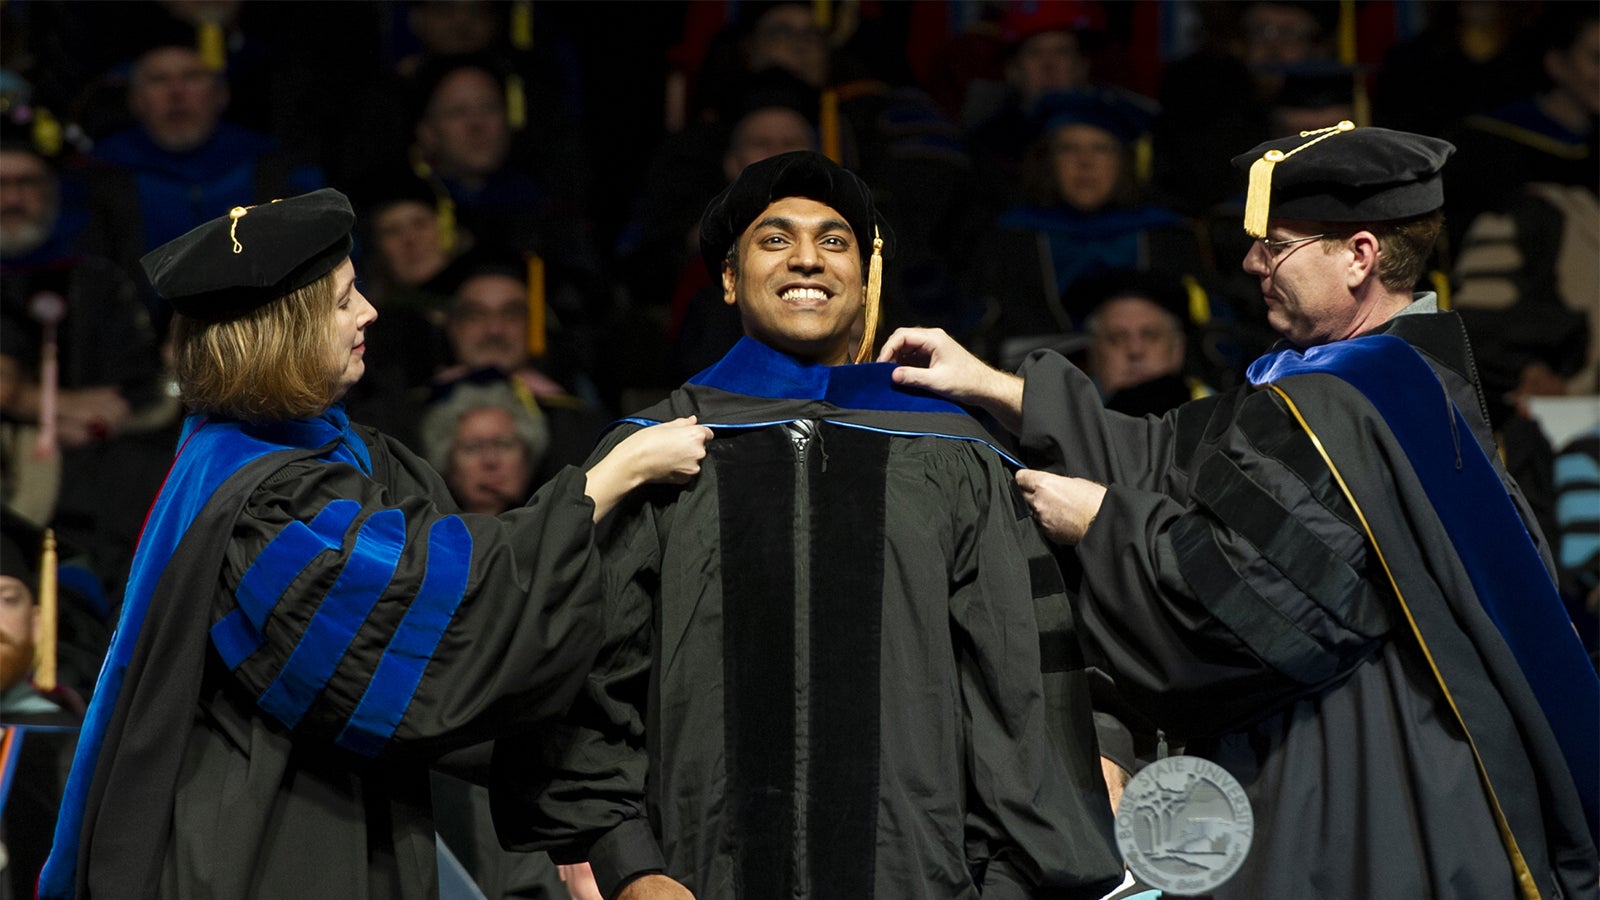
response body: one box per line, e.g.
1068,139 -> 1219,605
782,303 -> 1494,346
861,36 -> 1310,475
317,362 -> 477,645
1374,0 -> 1546,140
1152,1 -> 1337,217
0,100 -> 174,598
962,0 -> 1105,222
429,249 -> 609,488
1450,5 -> 1599,403
963,88 -> 1203,368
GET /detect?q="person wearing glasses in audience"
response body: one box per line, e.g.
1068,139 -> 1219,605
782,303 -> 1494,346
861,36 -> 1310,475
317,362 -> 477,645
878,124 -> 1599,898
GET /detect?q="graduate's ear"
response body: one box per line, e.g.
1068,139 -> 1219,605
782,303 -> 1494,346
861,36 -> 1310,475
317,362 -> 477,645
722,260 -> 738,307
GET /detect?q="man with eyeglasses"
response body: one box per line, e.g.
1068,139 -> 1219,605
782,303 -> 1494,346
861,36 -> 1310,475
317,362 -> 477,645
877,123 -> 1599,898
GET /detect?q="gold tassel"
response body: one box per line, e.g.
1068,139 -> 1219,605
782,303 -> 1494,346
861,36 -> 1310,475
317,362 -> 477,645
1243,121 -> 1356,237
198,21 -> 226,72
35,529 -> 57,691
526,254 -> 546,359
506,74 -> 527,132
853,228 -> 884,363
1244,150 -> 1283,239
812,0 -> 831,31
511,1 -> 534,50
820,89 -> 841,164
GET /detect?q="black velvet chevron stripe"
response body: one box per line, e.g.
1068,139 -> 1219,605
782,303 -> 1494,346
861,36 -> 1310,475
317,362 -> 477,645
1170,514 -> 1343,685
719,429 -> 798,900
1236,394 -> 1363,533
1191,452 -> 1392,640
807,426 -> 885,899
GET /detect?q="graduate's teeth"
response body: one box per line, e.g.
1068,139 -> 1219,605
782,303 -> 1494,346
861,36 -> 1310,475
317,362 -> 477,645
781,288 -> 827,301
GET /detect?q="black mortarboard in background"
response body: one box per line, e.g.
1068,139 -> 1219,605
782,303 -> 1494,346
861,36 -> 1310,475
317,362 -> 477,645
435,243 -> 531,299
1068,268 -> 1194,331
1232,123 -> 1455,237
140,188 -> 356,322
720,66 -> 822,128
1030,87 -> 1153,146
698,149 -> 893,279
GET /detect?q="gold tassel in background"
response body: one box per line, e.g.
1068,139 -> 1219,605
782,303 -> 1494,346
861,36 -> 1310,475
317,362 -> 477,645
511,1 -> 534,50
35,528 -> 56,692
526,254 -> 547,359
197,21 -> 226,72
506,74 -> 527,131
820,89 -> 841,164
854,228 -> 884,364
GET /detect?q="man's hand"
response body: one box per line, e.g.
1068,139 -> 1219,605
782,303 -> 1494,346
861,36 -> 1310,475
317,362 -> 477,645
1015,469 -> 1107,545
614,873 -> 696,900
877,327 -> 1024,433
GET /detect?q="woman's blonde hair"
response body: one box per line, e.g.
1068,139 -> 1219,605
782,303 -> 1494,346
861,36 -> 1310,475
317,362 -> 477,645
171,266 -> 344,422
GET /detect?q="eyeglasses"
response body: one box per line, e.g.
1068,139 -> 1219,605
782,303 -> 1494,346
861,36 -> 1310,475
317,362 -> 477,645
456,436 -> 523,458
1256,233 -> 1330,256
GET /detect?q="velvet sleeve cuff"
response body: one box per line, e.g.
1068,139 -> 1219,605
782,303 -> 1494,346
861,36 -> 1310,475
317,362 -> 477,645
589,817 -> 668,900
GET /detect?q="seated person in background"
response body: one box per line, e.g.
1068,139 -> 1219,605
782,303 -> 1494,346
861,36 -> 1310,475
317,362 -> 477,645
1443,4 -> 1597,254
961,0 -> 1107,226
420,380 -> 548,517
1,515 -> 84,900
358,170 -> 461,328
1,105 -> 171,596
78,28 -> 324,333
407,51 -> 608,371
1,110 -> 161,454
963,87 -> 1203,368
1448,6 -> 1598,404
1078,271 -> 1215,417
431,248 -> 609,486
339,173 -> 462,446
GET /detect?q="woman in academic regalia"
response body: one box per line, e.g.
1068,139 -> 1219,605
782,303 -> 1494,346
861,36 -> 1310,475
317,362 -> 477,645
39,188 -> 705,900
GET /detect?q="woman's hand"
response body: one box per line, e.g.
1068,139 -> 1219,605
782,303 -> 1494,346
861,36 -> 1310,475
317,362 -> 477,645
585,416 -> 713,521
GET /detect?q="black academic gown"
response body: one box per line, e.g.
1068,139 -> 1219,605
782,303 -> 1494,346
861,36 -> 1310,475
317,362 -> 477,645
494,339 -> 1123,900
41,408 -> 606,900
1016,309 -> 1599,899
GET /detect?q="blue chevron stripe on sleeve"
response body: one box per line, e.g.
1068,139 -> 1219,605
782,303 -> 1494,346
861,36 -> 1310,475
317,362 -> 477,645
257,507 -> 407,730
337,516 -> 474,757
236,500 -> 362,631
